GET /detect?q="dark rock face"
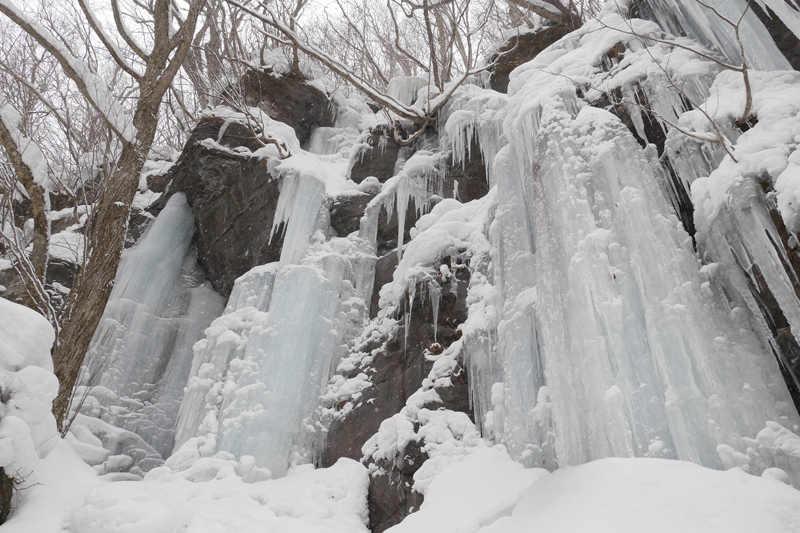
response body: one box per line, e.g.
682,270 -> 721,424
330,193 -> 373,238
366,359 -> 471,533
322,259 -> 472,532
323,263 -> 471,462
370,252 -> 398,318
748,180 -> 800,411
350,125 -> 403,184
750,1 -> 800,71
237,69 -> 335,147
151,117 -> 284,298
368,439 -> 427,532
0,256 -> 82,312
489,25 -> 572,93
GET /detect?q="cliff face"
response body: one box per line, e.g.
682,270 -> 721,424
54,5 -> 800,531
136,69 -> 484,531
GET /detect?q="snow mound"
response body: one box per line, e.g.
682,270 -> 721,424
63,481 -> 191,533
0,298 -> 59,479
386,446 -> 548,533
481,457 -> 800,533
0,296 -> 55,372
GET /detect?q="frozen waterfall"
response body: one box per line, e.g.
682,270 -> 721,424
444,6 -> 800,485
79,193 -> 225,461
173,128 -> 376,477
76,0 -> 800,491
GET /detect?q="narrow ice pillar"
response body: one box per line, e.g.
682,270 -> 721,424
216,265 -> 338,476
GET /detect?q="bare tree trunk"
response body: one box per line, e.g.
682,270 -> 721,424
26,0 -> 209,431
50,117 -> 154,426
0,117 -> 50,313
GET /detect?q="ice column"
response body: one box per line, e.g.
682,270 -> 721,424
83,193 -> 224,458
214,264 -> 339,476
500,90 -> 799,476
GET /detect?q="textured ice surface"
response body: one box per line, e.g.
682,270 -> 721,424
436,10 -> 800,484
80,193 -> 225,460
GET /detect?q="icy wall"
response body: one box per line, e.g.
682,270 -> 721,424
440,3 -> 800,484
72,3 -> 800,523
78,193 -> 225,463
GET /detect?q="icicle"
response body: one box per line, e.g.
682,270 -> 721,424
387,76 -> 428,106
429,279 -> 442,343
268,171 -> 327,267
396,175 -> 411,263
404,283 -> 416,355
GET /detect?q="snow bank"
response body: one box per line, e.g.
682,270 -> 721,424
0,298 -> 59,461
385,446 -> 547,533
0,296 -> 55,372
0,297 -> 62,524
63,482 -> 191,533
481,457 -> 800,533
6,444 -> 369,533
144,456 -> 369,533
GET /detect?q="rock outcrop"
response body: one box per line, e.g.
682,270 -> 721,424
149,70 -> 335,298
149,117 -> 284,298
489,25 -> 572,93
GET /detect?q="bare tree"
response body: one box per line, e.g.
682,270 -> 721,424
0,0 -> 206,430
227,0 -> 501,143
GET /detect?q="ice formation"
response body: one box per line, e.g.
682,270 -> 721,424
40,2 -> 800,522
172,114 -> 377,478
78,193 -> 225,462
417,3 -> 800,487
387,76 -> 429,107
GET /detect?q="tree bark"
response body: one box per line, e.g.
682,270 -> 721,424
0,116 -> 49,313
47,0 -> 206,430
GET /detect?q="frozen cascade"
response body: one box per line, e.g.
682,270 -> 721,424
489,83 -> 800,475
432,8 -> 800,484
172,264 -> 279,452
637,0 -> 791,71
508,41 -> 797,475
81,193 -> 225,459
173,114 -> 376,474
173,236 -> 374,474
215,264 -> 340,477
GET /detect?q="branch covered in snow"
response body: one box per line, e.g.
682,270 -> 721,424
0,1 -> 135,142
